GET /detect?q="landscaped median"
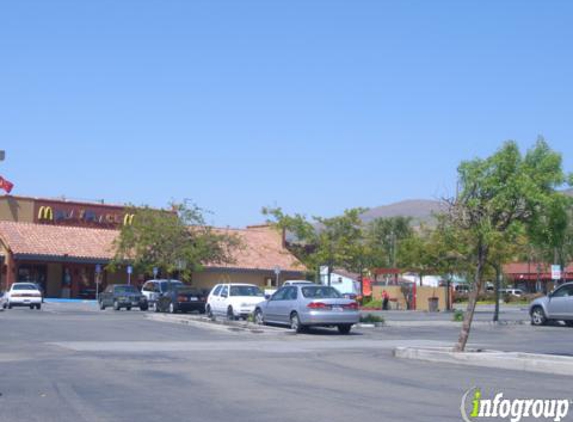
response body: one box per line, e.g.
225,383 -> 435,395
394,346 -> 573,376
145,312 -> 288,335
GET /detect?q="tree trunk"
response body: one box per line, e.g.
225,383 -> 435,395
454,246 -> 486,352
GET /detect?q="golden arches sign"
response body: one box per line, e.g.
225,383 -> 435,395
123,213 -> 135,226
37,206 -> 54,221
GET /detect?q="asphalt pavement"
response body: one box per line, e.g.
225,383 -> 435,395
0,303 -> 571,422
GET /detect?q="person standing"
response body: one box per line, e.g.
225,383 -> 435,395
382,290 -> 389,310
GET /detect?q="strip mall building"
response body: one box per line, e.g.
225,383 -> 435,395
0,195 -> 306,299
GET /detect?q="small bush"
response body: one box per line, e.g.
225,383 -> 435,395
360,314 -> 385,324
452,309 -> 464,322
362,299 -> 382,309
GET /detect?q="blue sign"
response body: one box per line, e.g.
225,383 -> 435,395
127,265 -> 133,275
95,264 -> 102,274
153,267 -> 159,277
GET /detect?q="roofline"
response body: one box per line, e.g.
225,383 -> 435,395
10,255 -> 307,274
1,194 -> 129,209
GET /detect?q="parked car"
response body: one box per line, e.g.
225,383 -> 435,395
206,283 -> 265,320
530,282 -> 573,326
3,283 -> 43,309
501,288 -> 524,297
253,285 -> 360,334
156,285 -> 207,314
141,279 -> 184,308
282,280 -> 314,286
99,284 -> 149,311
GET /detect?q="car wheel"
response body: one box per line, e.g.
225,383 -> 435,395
564,321 -> 573,327
337,324 -> 352,334
126,306 -> 131,311
140,303 -> 148,311
2,302 -> 6,309
113,300 -> 120,311
36,304 -> 42,310
254,309 -> 264,325
206,305 -> 213,318
227,306 -> 235,321
531,306 -> 547,326
169,302 -> 177,314
290,312 -> 305,333
30,304 -> 34,310
99,301 -> 106,310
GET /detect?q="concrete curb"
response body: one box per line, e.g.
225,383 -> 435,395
145,313 -> 286,335
394,346 -> 573,376
384,320 -> 527,328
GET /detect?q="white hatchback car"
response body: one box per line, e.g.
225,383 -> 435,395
206,283 -> 265,320
3,283 -> 43,310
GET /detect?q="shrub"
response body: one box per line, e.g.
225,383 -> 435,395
360,314 -> 385,324
452,309 -> 464,322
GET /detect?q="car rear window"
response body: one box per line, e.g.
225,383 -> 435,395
174,287 -> 202,295
160,281 -> 183,292
301,286 -> 342,299
114,286 -> 139,293
12,284 -> 39,291
229,286 -> 264,297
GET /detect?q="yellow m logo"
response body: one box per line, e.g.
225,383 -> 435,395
38,206 -> 54,221
123,213 -> 135,226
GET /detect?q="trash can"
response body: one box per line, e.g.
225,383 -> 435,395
428,297 -> 439,312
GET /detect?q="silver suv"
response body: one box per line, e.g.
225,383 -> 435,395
530,282 -> 573,326
141,279 -> 183,308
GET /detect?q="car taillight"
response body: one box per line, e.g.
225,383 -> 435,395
307,302 -> 329,309
177,295 -> 188,302
343,302 -> 358,310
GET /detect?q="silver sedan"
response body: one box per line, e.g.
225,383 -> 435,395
253,285 -> 360,334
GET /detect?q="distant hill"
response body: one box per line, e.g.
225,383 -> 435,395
360,199 -> 444,225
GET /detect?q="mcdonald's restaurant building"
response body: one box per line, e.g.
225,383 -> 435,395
0,195 -> 306,299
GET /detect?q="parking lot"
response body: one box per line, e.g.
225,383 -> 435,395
1,303 -> 572,422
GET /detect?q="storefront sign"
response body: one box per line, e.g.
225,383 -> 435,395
34,200 -> 135,228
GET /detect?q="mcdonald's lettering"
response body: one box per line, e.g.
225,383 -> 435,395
37,206 -> 54,221
123,213 -> 135,226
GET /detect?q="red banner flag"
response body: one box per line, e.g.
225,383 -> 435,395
0,176 -> 14,194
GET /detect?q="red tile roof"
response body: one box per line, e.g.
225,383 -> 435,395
210,226 -> 305,272
0,221 -> 306,272
504,262 -> 573,274
0,221 -> 117,260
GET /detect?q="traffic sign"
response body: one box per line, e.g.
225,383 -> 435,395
551,265 -> 562,280
153,267 -> 159,278
95,264 -> 102,274
127,265 -> 133,275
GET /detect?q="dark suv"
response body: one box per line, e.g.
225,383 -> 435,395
99,285 -> 149,311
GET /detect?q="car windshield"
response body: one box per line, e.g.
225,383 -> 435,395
229,286 -> 264,297
114,286 -> 139,294
301,286 -> 342,299
12,284 -> 39,291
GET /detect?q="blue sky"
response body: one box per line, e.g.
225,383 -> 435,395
1,1 -> 572,227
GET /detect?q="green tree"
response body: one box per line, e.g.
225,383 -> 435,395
110,202 -> 241,281
447,138 -> 569,352
366,216 -> 413,269
262,207 -> 369,281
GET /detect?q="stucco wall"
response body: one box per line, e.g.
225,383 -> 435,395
0,197 -> 35,223
192,271 -> 274,289
372,285 -> 448,311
